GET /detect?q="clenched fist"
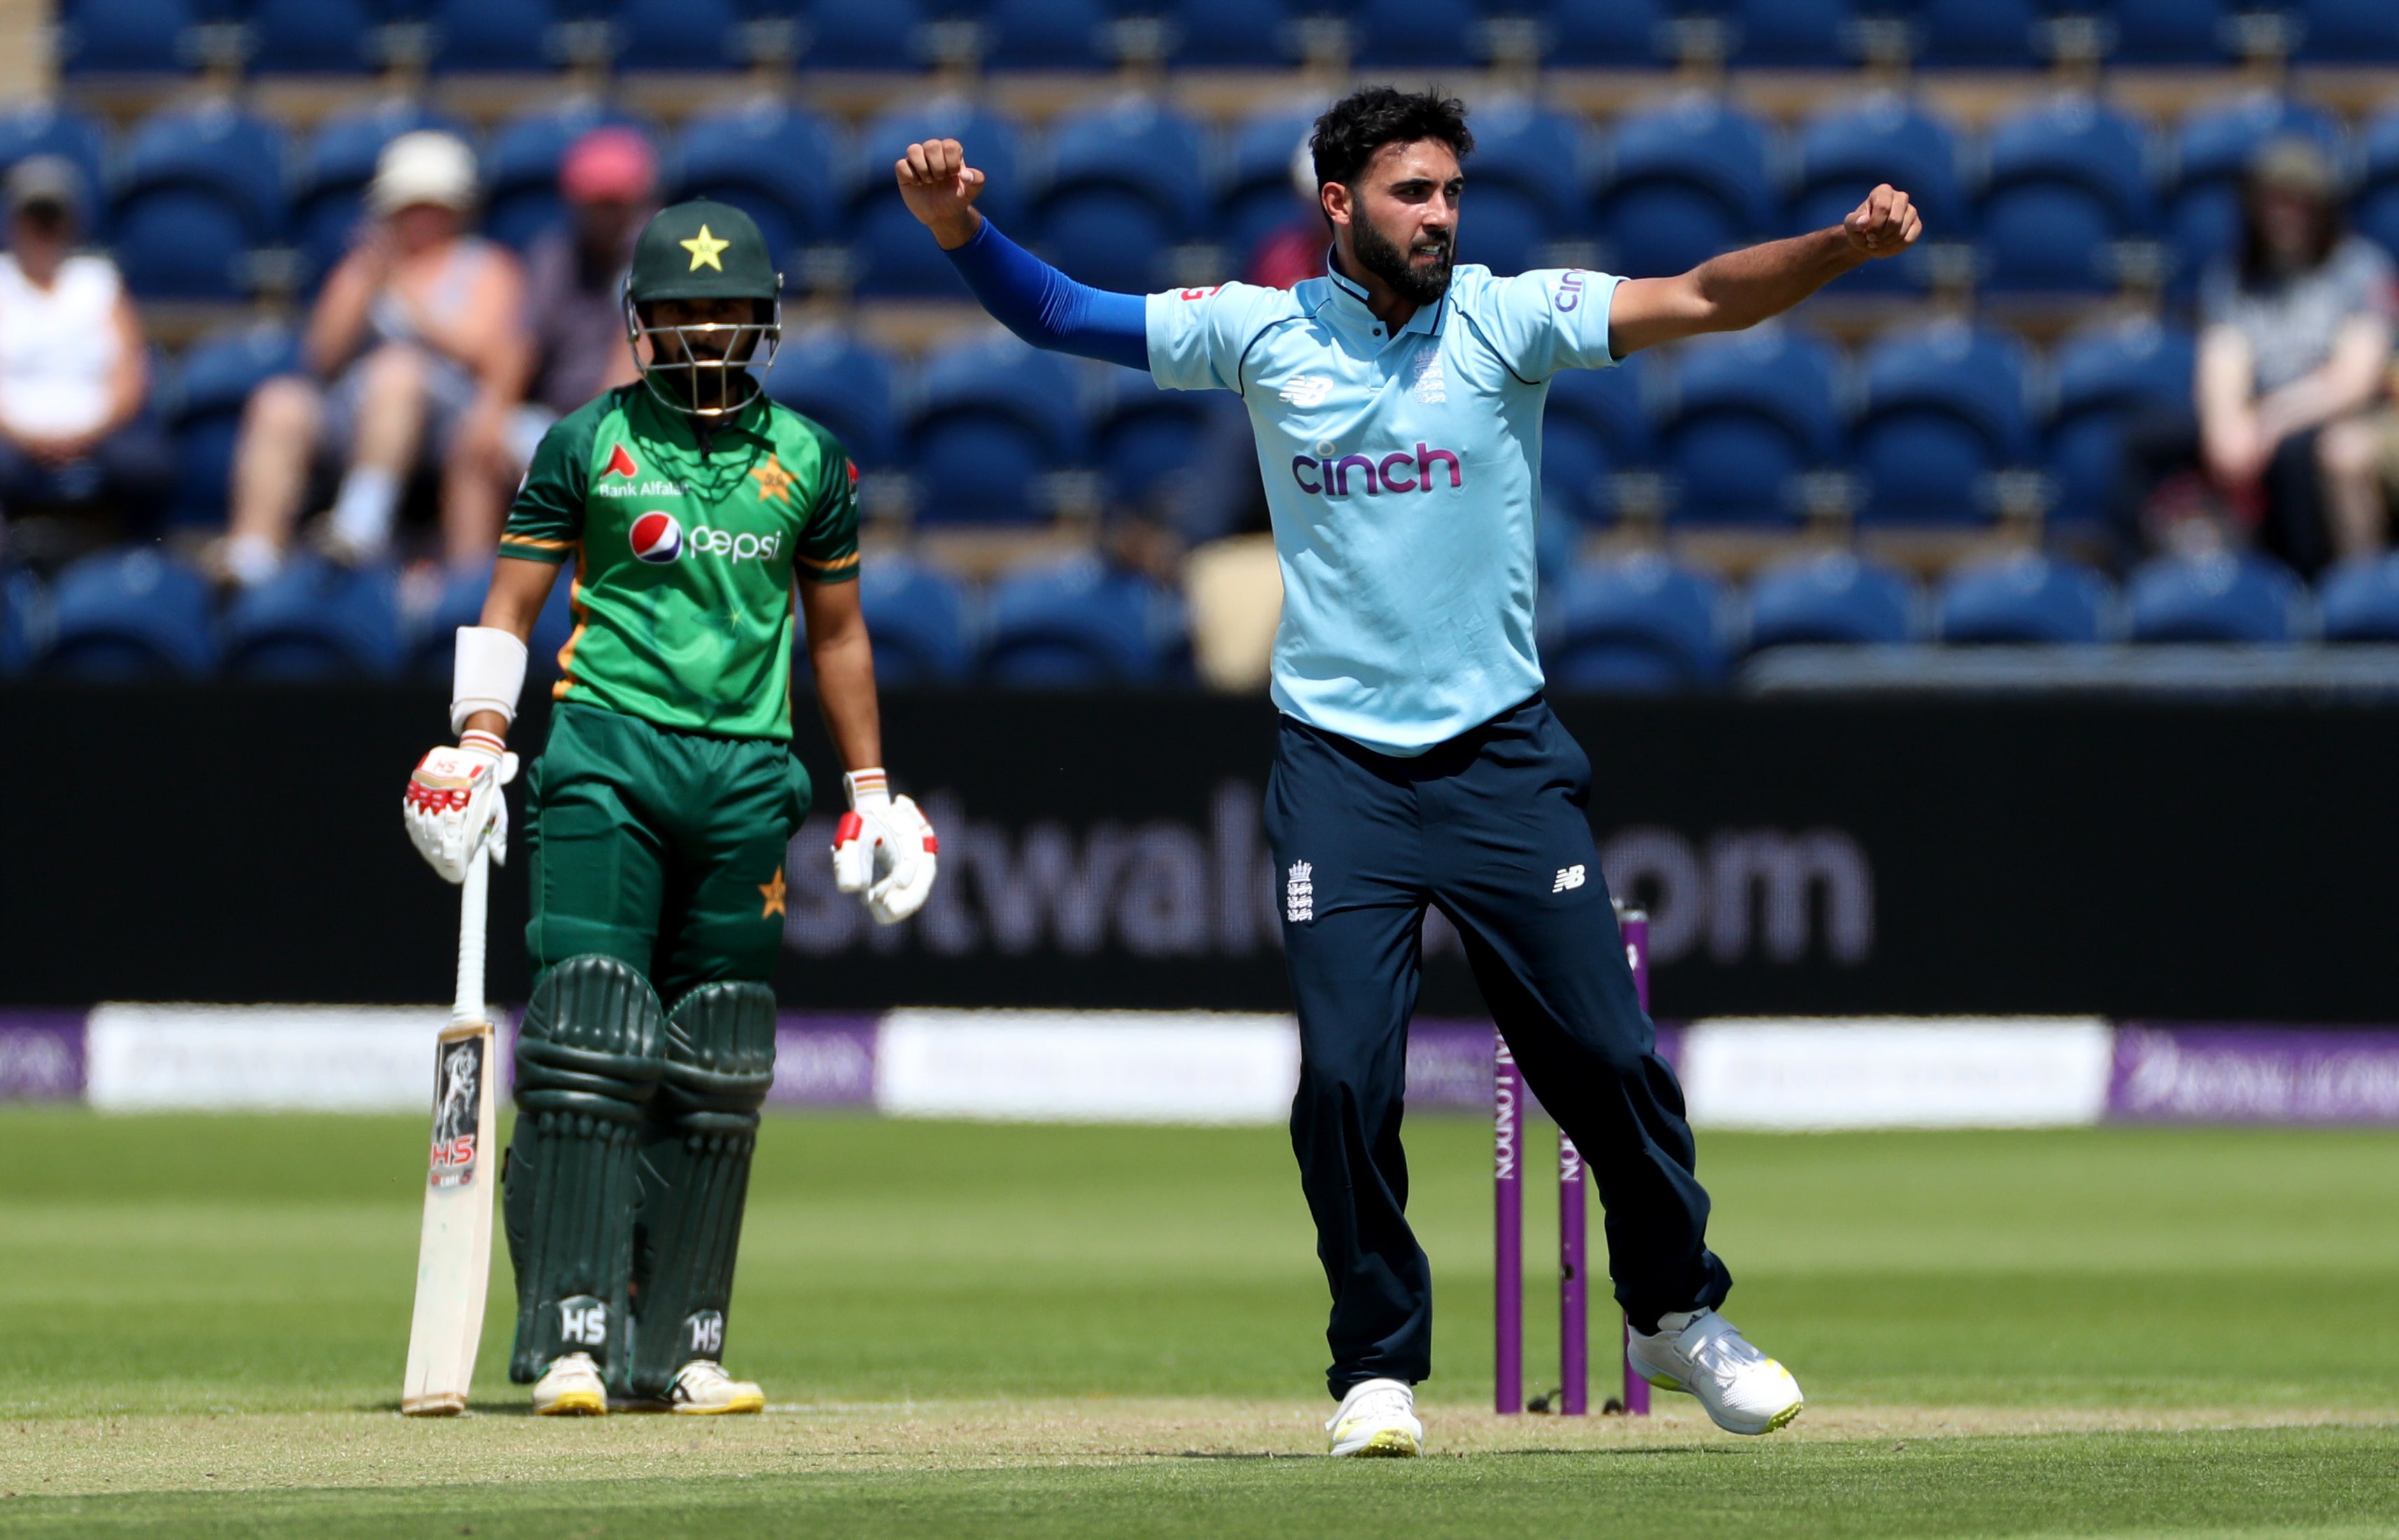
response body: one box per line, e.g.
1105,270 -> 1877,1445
1844,183 -> 1922,259
895,138 -> 988,250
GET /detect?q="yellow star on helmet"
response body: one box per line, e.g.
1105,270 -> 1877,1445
680,224 -> 730,272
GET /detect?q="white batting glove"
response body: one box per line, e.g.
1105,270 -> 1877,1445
404,730 -> 519,883
830,769 -> 939,925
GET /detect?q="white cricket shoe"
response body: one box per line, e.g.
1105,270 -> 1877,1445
531,1351 -> 607,1416
1628,1309 -> 1803,1434
668,1360 -> 765,1416
1325,1377 -> 1422,1457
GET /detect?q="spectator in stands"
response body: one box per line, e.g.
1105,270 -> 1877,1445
0,155 -> 171,571
1246,135 -> 1327,290
461,127 -> 653,506
216,131 -> 525,588
2122,138 -> 2397,572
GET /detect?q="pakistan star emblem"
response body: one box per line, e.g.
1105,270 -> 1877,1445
750,457 -> 796,504
757,868 -> 788,919
679,224 -> 729,271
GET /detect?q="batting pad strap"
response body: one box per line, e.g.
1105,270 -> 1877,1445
450,625 -> 529,736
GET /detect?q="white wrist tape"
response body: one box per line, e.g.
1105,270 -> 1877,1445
843,768 -> 890,811
450,625 -> 529,736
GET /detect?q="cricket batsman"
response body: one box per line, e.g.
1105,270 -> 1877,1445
401,201 -> 937,1415
898,87 -> 1919,1455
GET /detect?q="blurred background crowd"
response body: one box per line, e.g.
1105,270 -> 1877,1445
2,0 -> 2399,690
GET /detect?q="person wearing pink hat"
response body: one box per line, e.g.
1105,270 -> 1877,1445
464,127 -> 661,504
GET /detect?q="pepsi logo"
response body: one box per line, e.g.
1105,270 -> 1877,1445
628,511 -> 683,564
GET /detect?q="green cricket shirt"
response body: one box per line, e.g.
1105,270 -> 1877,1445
499,383 -> 860,741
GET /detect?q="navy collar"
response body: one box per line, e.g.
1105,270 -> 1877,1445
1323,248 -> 1448,338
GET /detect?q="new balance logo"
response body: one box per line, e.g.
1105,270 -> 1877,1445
560,1302 -> 608,1346
1552,864 -> 1587,894
1286,860 -> 1315,923
1278,374 -> 1333,407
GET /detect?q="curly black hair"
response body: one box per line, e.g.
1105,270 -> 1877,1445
1309,87 -> 1474,192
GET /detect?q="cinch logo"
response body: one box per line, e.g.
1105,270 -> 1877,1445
1290,443 -> 1462,497
629,511 -> 684,563
1554,271 -> 1589,312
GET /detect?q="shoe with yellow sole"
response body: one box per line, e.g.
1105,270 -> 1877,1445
668,1360 -> 765,1415
1628,1309 -> 1803,1434
1325,1377 -> 1422,1457
531,1351 -> 607,1416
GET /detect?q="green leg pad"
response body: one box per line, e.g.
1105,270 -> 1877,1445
504,954 -> 666,1385
627,980 -> 776,1399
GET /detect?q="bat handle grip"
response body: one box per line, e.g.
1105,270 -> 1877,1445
453,841 -> 490,1026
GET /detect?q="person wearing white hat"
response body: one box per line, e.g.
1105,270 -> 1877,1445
215,129 -> 527,587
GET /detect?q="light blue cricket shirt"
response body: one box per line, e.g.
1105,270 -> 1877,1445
1147,261 -> 1625,757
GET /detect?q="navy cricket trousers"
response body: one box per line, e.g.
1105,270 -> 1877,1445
1265,696 -> 1730,1396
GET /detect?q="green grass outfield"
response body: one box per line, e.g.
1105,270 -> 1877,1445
0,1111 -> 2394,1537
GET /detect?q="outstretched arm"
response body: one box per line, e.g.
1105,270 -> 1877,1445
897,138 -> 1151,372
1607,184 -> 1922,357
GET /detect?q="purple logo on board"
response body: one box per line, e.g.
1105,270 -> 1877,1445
2109,1025 -> 2399,1125
0,1013 -> 85,1101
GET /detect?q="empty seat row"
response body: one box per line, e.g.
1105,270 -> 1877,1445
1,546 -> 1192,686
15,90 -> 2399,297
57,0 -> 2399,76
1544,547 -> 2399,690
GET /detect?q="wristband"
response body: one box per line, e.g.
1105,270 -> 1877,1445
450,625 -> 529,736
843,768 -> 890,811
459,729 -> 507,757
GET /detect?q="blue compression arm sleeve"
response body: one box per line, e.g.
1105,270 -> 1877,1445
942,218 -> 1152,372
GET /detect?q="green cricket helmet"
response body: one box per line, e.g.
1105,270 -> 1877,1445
622,199 -> 783,418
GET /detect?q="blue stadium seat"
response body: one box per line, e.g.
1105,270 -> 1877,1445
1451,101 -> 1590,279
1544,0 -> 1667,67
2167,97 -> 2344,293
2295,0 -> 2399,62
1546,553 -> 1732,691
2044,317 -> 2195,534
1854,324 -> 2035,523
1788,98 -> 1963,294
1034,101 -> 1209,292
111,105 -> 287,299
291,103 -> 471,289
1542,352 -> 1651,527
983,0 -> 1112,68
1725,0 -> 1852,66
1936,553 -> 2116,644
251,0 -> 378,71
0,104 -> 111,238
402,565 -> 489,680
1218,108 -> 1318,265
671,103 -> 846,263
850,103 -> 1027,297
1090,365 -> 1213,505
981,554 -> 1186,685
906,336 -> 1085,524
2107,0 -> 2228,63
2316,554 -> 2399,642
428,0 -> 558,70
59,0 -> 193,73
163,322 -> 302,529
1979,96 -> 2155,292
615,0 -> 746,69
38,548 -> 217,677
2125,551 -> 2309,643
804,0 -> 929,69
1914,0 -> 2042,66
1166,0 -> 1290,66
0,568 -> 40,676
483,103 -> 652,252
2358,111 -> 2399,285
1351,0 -> 1483,67
223,555 -> 401,678
763,327 -> 899,468
1653,327 -> 1844,525
1746,551 -> 1919,650
1593,99 -> 1774,279
858,556 -> 975,684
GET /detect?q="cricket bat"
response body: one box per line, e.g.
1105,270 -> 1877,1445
401,842 -> 499,1416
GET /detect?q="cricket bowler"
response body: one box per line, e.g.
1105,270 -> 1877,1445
401,201 -> 937,1415
898,87 -> 1920,1454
